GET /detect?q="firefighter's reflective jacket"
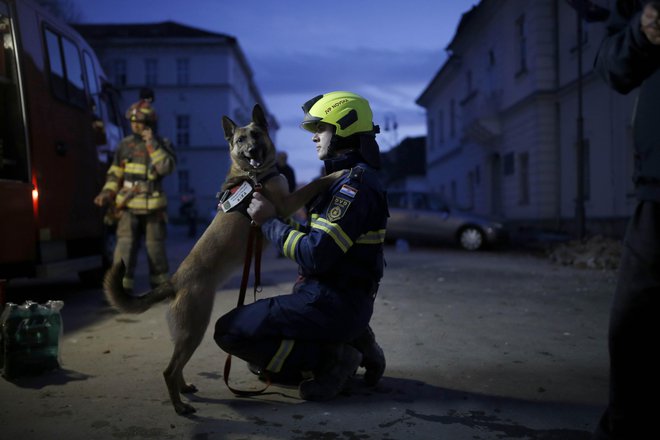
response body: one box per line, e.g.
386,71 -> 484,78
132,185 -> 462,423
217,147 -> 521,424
261,156 -> 388,291
102,134 -> 176,214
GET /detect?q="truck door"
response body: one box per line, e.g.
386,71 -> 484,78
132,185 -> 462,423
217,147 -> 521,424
0,1 -> 36,268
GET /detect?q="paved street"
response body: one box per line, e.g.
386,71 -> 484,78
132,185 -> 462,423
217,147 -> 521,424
0,225 -> 615,439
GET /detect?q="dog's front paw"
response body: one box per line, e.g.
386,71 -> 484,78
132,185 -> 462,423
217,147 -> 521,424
181,383 -> 198,394
174,401 -> 196,415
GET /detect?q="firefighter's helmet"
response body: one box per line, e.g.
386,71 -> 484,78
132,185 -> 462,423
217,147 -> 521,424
301,91 -> 375,138
126,100 -> 157,124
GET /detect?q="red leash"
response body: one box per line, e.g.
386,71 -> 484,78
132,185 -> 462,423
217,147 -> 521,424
223,183 -> 271,396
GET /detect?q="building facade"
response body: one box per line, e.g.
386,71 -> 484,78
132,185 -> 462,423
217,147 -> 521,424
417,0 -> 635,237
75,21 -> 277,222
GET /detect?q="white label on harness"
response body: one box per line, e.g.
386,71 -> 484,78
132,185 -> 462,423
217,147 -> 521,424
221,181 -> 253,213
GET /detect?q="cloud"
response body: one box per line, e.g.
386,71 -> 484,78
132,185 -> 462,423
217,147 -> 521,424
249,46 -> 446,180
250,46 -> 446,97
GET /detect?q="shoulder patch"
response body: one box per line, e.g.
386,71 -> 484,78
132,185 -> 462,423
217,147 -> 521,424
326,195 -> 352,222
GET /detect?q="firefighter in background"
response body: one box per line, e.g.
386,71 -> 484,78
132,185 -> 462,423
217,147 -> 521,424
94,100 -> 176,292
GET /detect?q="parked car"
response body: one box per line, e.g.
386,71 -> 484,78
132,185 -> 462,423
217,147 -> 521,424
385,191 -> 508,251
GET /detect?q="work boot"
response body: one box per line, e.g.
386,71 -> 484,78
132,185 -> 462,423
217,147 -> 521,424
248,363 -> 304,386
351,326 -> 386,386
298,344 -> 362,401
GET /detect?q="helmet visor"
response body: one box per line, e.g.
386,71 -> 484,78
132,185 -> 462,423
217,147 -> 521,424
300,94 -> 324,132
300,113 -> 322,132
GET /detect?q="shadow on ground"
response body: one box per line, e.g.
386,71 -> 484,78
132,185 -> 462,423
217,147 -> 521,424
182,376 -> 595,440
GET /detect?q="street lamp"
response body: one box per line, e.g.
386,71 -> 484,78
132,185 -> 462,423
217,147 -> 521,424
383,112 -> 398,148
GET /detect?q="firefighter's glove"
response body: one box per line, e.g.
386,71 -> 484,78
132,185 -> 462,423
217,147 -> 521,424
94,190 -> 115,207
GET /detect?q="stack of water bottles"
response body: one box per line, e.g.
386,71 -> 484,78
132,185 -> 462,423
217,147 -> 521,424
0,300 -> 63,378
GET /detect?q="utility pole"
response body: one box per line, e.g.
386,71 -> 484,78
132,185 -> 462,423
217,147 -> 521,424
575,6 -> 586,240
565,0 -> 610,240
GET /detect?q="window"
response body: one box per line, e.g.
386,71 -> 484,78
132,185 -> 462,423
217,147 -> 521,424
178,170 -> 190,193
113,59 -> 126,86
145,58 -> 158,86
44,28 -> 86,107
488,48 -> 496,67
450,180 -> 457,204
437,110 -> 445,145
503,151 -> 515,176
44,29 -> 66,101
427,117 -> 434,151
467,171 -> 475,209
515,15 -> 527,75
83,52 -> 100,110
518,152 -> 530,205
176,115 -> 190,147
449,99 -> 456,139
177,58 -> 189,85
475,165 -> 481,185
0,10 -> 28,181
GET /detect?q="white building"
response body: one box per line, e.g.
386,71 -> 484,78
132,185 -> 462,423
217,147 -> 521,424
75,21 -> 277,222
417,0 -> 635,238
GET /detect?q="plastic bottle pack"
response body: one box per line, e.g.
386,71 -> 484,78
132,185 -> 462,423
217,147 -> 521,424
0,300 -> 64,378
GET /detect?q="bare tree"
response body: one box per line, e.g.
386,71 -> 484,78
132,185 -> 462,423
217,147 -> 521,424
34,0 -> 83,23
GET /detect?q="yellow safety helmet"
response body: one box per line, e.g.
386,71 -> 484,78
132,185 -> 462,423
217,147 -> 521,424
125,99 -> 157,124
301,91 -> 375,138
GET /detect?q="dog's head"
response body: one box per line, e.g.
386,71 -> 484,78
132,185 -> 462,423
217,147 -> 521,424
222,104 -> 276,173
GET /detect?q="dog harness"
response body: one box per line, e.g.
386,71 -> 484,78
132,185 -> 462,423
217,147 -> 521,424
216,171 -> 280,219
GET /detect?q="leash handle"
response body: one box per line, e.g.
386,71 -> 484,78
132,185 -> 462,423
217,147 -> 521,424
225,182 -> 269,396
223,354 -> 271,397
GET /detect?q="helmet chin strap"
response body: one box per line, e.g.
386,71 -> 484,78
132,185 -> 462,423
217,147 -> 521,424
323,132 -> 381,173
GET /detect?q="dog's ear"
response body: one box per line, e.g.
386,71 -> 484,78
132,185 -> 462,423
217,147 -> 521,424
222,116 -> 237,141
252,104 -> 268,130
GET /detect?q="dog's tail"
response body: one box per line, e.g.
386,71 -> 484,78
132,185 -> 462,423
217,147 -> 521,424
103,261 -> 175,313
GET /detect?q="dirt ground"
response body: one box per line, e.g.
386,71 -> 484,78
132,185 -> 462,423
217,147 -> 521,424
0,226 -> 616,439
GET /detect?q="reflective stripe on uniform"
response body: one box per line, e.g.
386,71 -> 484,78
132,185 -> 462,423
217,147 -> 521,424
125,162 -> 147,174
266,339 -> 295,373
103,181 -> 119,192
115,193 -> 127,207
283,230 -> 305,260
125,194 -> 168,210
356,229 -> 386,244
150,148 -> 167,163
108,164 -> 124,178
311,217 -> 353,253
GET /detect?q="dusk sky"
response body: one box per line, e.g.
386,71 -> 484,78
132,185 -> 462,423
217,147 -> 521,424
70,0 -> 479,182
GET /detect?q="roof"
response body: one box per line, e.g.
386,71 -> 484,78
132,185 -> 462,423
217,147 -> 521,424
416,2 -> 481,107
445,4 -> 480,52
73,21 -> 235,43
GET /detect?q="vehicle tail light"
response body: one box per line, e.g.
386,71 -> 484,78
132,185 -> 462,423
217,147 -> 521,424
31,176 -> 39,217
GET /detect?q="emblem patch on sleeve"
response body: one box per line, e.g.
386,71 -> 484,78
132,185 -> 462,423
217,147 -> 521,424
327,196 -> 352,222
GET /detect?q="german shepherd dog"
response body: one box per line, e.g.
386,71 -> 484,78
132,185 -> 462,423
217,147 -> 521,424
103,104 -> 341,415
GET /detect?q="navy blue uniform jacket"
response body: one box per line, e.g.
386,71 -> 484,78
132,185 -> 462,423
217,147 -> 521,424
261,157 -> 388,292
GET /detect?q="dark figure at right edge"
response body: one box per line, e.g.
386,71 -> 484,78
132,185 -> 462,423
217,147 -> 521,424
593,1 -> 660,438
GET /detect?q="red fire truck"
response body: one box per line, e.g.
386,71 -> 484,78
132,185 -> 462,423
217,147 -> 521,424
0,0 -> 126,284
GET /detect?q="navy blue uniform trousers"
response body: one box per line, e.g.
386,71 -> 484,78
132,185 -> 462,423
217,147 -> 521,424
214,279 -> 374,374
593,201 -> 660,439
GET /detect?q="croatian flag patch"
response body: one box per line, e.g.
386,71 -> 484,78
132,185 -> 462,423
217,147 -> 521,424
339,184 -> 357,198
